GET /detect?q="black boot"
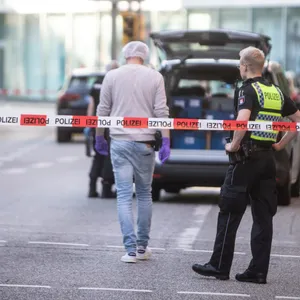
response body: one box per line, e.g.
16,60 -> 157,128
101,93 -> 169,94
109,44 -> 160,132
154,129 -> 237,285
101,181 -> 116,199
235,269 -> 267,284
88,178 -> 99,198
192,263 -> 229,280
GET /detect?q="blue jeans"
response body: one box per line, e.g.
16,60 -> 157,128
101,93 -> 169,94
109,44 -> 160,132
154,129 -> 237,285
110,139 -> 156,253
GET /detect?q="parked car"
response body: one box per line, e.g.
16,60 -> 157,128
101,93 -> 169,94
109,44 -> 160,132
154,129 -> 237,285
149,29 -> 300,206
56,68 -> 106,143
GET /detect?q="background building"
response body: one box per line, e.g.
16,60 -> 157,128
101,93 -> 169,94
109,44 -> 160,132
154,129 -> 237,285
0,0 -> 299,101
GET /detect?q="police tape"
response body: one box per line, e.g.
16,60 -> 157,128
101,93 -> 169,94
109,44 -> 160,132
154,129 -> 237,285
1,114 -> 300,131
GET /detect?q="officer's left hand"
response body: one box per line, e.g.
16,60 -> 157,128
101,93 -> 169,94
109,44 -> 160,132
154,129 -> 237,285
225,143 -> 240,152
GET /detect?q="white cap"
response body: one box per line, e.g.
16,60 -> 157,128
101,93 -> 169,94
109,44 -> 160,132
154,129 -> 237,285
122,41 -> 149,61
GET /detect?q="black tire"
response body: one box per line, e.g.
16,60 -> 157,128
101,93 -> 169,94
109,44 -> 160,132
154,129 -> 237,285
56,129 -> 71,143
277,182 -> 291,206
291,173 -> 300,198
152,185 -> 161,202
164,188 -> 181,194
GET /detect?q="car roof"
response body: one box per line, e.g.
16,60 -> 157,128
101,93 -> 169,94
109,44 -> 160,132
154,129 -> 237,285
71,68 -> 106,77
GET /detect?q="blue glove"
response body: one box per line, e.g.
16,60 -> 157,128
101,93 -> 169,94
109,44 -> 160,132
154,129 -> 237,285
95,136 -> 108,156
159,137 -> 170,164
83,127 -> 91,138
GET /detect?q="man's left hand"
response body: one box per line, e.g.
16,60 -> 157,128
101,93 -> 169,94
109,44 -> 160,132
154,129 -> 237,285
225,142 -> 240,152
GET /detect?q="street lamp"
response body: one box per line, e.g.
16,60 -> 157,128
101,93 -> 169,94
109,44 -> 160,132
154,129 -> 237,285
90,0 -> 144,60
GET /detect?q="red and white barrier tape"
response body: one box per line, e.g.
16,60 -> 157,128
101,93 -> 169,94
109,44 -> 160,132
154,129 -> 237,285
0,114 -> 300,131
0,89 -> 58,96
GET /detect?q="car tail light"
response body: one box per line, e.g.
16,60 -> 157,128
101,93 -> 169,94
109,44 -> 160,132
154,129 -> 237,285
153,174 -> 162,179
59,93 -> 80,102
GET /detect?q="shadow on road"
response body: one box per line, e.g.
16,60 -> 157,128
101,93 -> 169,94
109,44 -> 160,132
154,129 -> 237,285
158,188 -> 220,205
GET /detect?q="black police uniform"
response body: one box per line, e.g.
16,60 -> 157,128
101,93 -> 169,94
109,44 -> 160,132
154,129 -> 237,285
192,77 -> 298,283
88,78 -> 115,198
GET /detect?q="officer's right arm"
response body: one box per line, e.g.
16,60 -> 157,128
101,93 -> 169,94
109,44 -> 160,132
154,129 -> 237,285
273,95 -> 300,151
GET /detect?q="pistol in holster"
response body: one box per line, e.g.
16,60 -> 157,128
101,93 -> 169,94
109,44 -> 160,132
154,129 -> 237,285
225,137 -> 252,164
154,131 -> 163,152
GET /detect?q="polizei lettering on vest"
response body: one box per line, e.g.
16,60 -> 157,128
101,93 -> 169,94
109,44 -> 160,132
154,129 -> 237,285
264,92 -> 281,101
148,120 -> 172,128
116,119 -> 142,127
0,116 -> 18,124
55,118 -> 80,125
23,117 -> 49,125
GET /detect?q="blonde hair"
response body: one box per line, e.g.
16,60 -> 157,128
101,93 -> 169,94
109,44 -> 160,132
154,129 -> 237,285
239,46 -> 265,72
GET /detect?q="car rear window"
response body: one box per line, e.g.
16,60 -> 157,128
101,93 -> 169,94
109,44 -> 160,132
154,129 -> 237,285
169,78 -> 239,151
68,76 -> 104,90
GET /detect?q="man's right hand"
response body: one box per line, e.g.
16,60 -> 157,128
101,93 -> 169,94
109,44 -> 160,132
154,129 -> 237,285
95,136 -> 108,156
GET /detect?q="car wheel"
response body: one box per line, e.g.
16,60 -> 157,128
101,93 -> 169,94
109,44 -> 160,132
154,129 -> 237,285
277,181 -> 291,206
291,173 -> 300,198
164,188 -> 181,194
57,129 -> 71,143
152,185 -> 161,202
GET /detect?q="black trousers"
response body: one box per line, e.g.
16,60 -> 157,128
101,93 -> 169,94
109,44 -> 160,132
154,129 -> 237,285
209,150 -> 278,276
89,129 -> 114,184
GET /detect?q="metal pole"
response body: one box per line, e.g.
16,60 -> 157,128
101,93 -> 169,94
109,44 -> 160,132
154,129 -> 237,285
111,0 -> 118,60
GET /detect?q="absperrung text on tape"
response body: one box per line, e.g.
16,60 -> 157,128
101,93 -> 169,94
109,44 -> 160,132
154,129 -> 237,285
0,114 -> 300,132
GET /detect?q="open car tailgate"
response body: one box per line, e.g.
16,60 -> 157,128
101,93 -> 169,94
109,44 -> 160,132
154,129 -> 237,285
150,29 -> 271,61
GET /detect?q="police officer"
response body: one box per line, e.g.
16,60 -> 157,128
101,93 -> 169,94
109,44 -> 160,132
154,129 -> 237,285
87,60 -> 119,198
192,46 -> 300,284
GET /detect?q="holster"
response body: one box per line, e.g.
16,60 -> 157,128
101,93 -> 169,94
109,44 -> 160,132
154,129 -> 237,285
225,137 -> 251,164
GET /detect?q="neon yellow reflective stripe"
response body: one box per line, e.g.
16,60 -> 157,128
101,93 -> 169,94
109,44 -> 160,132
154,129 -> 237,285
259,111 -> 281,117
250,135 -> 277,142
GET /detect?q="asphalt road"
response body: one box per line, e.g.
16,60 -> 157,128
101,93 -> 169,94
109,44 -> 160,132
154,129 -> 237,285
0,101 -> 300,300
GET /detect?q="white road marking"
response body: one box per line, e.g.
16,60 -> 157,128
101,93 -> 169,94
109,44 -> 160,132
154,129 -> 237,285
271,254 -> 300,259
28,241 -> 89,247
176,204 -> 213,249
0,138 -> 48,162
0,284 -> 51,289
105,245 -> 165,251
78,287 -> 152,293
30,162 -> 53,169
183,249 -> 246,255
0,240 -> 7,243
1,168 -> 27,174
56,156 -> 80,163
276,297 -> 300,300
177,291 -> 250,297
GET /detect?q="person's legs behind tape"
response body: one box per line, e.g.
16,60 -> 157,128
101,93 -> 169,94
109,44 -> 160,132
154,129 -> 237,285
88,128 -> 105,198
101,129 -> 116,198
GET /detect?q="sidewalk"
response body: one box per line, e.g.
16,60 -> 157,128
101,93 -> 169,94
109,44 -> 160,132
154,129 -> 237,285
0,98 -> 56,116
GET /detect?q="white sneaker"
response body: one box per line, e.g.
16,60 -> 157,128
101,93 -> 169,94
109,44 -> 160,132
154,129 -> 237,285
121,252 -> 137,263
137,246 -> 152,260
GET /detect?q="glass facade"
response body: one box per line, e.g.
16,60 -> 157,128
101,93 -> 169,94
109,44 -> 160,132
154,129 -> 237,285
0,6 -> 299,100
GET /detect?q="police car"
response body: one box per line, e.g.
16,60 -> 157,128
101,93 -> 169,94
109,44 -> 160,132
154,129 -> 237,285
56,68 -> 106,143
150,29 -> 300,205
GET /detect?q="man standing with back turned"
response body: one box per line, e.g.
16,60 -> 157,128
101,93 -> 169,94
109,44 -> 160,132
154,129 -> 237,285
95,41 -> 170,263
192,46 -> 300,283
